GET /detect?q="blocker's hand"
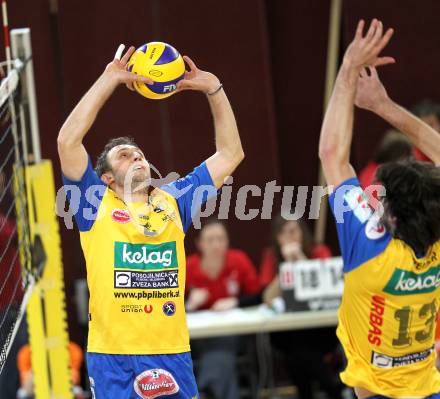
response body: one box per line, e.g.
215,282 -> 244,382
105,44 -> 153,90
355,66 -> 390,112
176,56 -> 221,94
344,19 -> 395,70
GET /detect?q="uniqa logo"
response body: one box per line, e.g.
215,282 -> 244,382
114,241 -> 177,271
383,265 -> 440,295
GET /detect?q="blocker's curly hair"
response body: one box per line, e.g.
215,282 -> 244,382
95,136 -> 139,177
376,160 -> 440,253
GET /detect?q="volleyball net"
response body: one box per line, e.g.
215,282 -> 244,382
0,32 -> 36,375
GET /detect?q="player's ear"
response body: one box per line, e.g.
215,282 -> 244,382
101,172 -> 115,186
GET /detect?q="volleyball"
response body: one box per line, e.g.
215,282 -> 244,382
127,42 -> 185,100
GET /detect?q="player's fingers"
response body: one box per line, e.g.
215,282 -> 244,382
121,46 -> 136,65
183,55 -> 198,72
365,19 -> 378,42
374,56 -> 396,67
375,28 -> 394,54
355,19 -> 365,39
370,20 -> 383,47
114,44 -> 125,61
359,67 -> 367,78
126,82 -> 135,91
130,73 -> 154,85
368,66 -> 379,78
176,79 -> 195,91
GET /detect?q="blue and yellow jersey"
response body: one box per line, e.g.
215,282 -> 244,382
330,177 -> 440,397
62,158 -> 216,355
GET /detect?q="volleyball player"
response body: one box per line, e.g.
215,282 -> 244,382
57,45 -> 244,398
319,19 -> 440,398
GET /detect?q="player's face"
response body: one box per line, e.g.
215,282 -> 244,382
106,145 -> 151,187
198,223 -> 229,259
277,220 -> 302,247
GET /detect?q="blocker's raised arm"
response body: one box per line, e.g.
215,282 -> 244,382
319,19 -> 394,188
355,66 -> 440,165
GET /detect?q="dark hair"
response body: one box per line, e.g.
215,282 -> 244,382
271,214 -> 314,263
412,99 -> 440,120
373,130 -> 412,164
376,160 -> 440,253
95,136 -> 139,177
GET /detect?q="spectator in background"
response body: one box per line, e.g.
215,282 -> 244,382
260,214 -> 343,399
186,218 -> 260,399
358,129 -> 412,189
412,99 -> 440,161
260,214 -> 331,302
16,341 -> 84,399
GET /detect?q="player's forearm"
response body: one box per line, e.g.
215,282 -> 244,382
374,98 -> 440,164
58,71 -> 118,148
207,89 -> 244,164
319,62 -> 358,166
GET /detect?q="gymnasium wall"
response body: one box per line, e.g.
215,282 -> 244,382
2,0 -> 440,344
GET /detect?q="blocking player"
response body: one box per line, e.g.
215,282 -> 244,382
57,45 -> 244,398
319,19 -> 440,398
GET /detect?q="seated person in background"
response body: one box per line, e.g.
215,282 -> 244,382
16,341 -> 84,399
260,213 -> 331,305
358,130 -> 412,189
186,218 -> 260,399
259,214 -> 343,399
412,99 -> 440,161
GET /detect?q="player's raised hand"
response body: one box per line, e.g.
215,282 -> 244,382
176,56 -> 221,94
355,66 -> 390,112
105,44 -> 153,89
344,19 -> 395,70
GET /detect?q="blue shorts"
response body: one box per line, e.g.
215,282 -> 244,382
86,352 -> 199,399
368,393 -> 440,399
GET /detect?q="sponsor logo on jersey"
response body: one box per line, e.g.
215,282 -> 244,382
344,187 -> 373,224
111,209 -> 131,224
114,290 -> 180,301
368,295 -> 385,346
134,368 -> 179,399
384,265 -> 440,295
121,304 -> 144,313
114,270 -> 178,289
119,304 -> 154,314
144,304 -> 153,314
114,241 -> 177,270
371,347 -> 433,368
163,301 -> 176,316
365,213 -> 386,240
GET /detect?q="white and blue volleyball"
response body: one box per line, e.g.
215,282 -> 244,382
127,42 -> 185,100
